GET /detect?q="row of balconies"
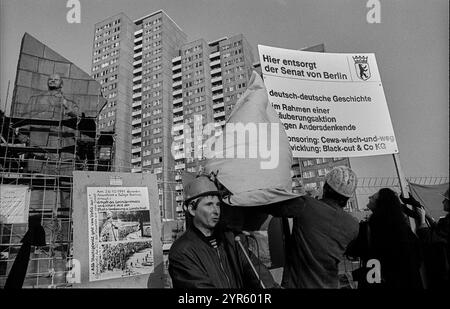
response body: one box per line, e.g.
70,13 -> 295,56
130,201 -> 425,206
132,147 -> 141,154
131,167 -> 142,173
172,123 -> 184,132
211,67 -> 222,75
173,134 -> 184,141
172,88 -> 182,96
174,163 -> 185,170
213,111 -> 225,118
173,97 -> 183,105
132,127 -> 142,135
172,63 -> 181,71
212,92 -> 223,100
172,80 -> 182,88
213,101 -> 224,109
132,137 -> 142,144
211,76 -> 222,84
209,51 -> 220,59
173,115 -> 183,123
212,84 -> 223,92
174,152 -> 185,160
210,59 -> 220,67
131,157 -> 142,164
173,106 -> 183,114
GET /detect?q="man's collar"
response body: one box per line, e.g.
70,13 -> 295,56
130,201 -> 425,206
191,225 -> 222,247
321,197 -> 343,210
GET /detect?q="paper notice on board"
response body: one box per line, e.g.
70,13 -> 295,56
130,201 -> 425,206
0,185 -> 30,224
87,187 -> 154,282
258,44 -> 398,158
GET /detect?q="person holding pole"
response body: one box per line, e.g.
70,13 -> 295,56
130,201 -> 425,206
402,187 -> 449,289
346,188 -> 423,289
168,173 -> 277,288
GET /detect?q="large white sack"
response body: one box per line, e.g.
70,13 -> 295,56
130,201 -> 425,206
205,71 -> 300,206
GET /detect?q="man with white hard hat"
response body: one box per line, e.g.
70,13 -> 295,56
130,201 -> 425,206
168,173 -> 277,288
266,165 -> 359,288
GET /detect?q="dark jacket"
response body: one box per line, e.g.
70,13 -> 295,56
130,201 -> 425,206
346,220 -> 423,289
168,226 -> 276,288
267,196 -> 359,288
416,214 -> 450,288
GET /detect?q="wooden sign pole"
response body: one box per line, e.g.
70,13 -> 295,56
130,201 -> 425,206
392,153 -> 409,197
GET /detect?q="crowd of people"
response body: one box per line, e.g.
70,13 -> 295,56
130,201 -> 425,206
99,242 -> 152,273
168,168 -> 449,289
99,211 -> 143,242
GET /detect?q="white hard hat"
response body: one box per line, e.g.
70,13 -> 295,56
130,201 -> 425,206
325,166 -> 357,198
182,173 -> 220,204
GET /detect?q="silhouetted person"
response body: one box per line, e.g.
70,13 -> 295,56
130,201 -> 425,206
403,188 -> 450,289
347,188 -> 423,289
4,215 -> 46,289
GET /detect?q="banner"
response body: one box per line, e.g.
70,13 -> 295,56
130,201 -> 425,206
0,185 -> 31,224
408,182 -> 449,221
87,186 -> 153,282
258,44 -> 398,158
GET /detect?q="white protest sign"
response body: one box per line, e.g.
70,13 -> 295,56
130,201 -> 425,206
0,185 -> 30,224
87,187 -> 153,282
258,44 -> 398,158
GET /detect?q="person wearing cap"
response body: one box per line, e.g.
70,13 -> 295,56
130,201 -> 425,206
168,174 -> 277,288
265,165 -> 359,288
408,187 -> 449,288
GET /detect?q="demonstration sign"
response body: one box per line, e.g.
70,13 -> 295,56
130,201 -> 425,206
258,44 -> 398,157
87,187 -> 153,282
0,185 -> 30,224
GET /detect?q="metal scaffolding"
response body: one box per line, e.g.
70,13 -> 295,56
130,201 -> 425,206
0,110 -> 113,288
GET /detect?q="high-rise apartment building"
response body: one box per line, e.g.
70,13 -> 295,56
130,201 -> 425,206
92,13 -> 135,171
91,10 -> 356,220
91,11 -> 187,219
91,10 -> 256,220
171,35 -> 255,217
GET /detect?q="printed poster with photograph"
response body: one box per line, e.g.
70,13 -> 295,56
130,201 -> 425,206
87,187 -> 154,282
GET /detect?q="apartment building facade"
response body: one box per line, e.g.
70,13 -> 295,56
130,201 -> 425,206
91,10 -> 356,219
92,13 -> 135,171
171,35 -> 255,218
91,11 -> 187,219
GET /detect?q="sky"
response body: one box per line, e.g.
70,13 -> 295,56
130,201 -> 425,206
0,0 -> 448,180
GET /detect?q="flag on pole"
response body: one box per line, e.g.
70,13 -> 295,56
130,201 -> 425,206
408,181 -> 449,220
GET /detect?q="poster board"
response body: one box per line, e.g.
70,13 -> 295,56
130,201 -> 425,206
258,44 -> 398,158
0,184 -> 31,224
72,171 -> 163,288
